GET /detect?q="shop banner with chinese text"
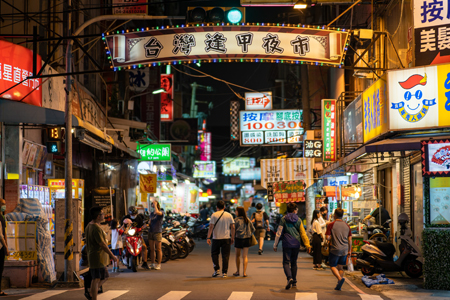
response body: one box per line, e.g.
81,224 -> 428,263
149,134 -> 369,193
140,174 -> 157,193
286,158 -> 314,189
105,26 -> 349,68
322,99 -> 336,162
363,75 -> 388,142
273,180 -> 306,203
260,159 -> 286,188
414,0 -> 450,66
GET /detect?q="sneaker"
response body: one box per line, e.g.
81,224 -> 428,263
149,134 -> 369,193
212,271 -> 220,277
335,278 -> 345,291
321,263 -> 327,269
285,278 -> 294,290
292,281 -> 297,288
142,262 -> 150,270
150,263 -> 155,270
155,264 -> 161,270
222,273 -> 227,278
258,249 -> 263,255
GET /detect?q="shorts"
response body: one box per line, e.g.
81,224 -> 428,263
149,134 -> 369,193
328,253 -> 347,267
148,232 -> 162,241
90,267 -> 109,280
254,228 -> 266,238
111,249 -> 120,256
234,238 -> 251,249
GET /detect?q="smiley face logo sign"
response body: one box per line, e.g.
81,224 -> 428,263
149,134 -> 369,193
390,73 -> 437,123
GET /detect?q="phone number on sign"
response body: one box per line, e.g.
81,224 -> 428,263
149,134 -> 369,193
241,121 -> 302,130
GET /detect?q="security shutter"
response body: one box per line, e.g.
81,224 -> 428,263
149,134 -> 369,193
402,157 -> 411,220
362,170 -> 374,216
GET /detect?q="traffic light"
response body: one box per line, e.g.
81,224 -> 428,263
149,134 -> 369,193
186,7 -> 245,24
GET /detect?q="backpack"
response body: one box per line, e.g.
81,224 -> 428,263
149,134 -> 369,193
255,211 -> 264,228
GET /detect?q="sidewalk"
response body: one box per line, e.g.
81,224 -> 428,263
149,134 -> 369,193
346,271 -> 450,300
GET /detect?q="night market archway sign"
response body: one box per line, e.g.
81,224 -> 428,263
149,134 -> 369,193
103,24 -> 350,69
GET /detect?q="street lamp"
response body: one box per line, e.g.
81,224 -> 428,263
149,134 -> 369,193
294,1 -> 308,9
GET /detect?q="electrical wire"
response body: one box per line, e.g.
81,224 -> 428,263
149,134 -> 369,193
392,0 -> 405,37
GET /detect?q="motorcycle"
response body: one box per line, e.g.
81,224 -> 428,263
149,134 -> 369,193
362,218 -> 392,243
123,226 -> 143,272
356,213 -> 423,278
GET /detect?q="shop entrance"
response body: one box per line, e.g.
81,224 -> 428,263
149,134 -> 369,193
378,168 -> 393,241
411,162 -> 424,251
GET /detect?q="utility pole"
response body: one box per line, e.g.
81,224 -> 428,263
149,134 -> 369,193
63,14 -> 183,282
64,0 -> 74,282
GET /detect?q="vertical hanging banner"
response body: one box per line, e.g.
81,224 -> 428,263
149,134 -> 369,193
230,101 -> 240,141
413,0 -> 450,66
160,74 -> 174,122
286,158 -> 314,189
140,174 -> 157,193
322,99 -> 337,162
260,159 -> 287,188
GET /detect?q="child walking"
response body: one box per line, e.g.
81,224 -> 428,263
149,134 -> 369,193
110,219 -> 124,272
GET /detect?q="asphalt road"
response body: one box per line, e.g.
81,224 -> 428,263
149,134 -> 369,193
4,240 -> 391,300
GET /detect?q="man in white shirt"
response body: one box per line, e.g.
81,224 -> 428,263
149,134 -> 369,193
207,200 -> 235,278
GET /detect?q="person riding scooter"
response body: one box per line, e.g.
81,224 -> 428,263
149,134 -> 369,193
122,206 -> 149,269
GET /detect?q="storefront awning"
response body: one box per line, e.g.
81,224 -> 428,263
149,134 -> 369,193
0,99 -> 113,145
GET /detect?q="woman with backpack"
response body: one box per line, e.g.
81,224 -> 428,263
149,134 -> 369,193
233,206 -> 255,277
251,203 -> 269,255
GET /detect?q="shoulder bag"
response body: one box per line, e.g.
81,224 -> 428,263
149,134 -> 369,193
208,212 -> 224,240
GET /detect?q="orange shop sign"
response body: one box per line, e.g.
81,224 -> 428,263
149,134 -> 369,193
0,40 -> 42,106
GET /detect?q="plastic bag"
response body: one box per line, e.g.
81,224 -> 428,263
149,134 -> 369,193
347,257 -> 354,272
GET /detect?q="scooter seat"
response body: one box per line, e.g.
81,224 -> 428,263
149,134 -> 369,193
368,225 -> 384,231
373,241 -> 396,258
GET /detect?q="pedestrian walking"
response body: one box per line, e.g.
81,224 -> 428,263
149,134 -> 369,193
0,198 -> 9,297
207,200 -> 235,278
233,206 -> 255,277
200,204 -> 209,222
247,199 -> 256,218
311,210 -> 325,270
273,203 -> 311,290
85,207 -> 118,300
110,219 -> 124,273
325,208 -> 352,291
148,199 -> 164,270
251,203 -> 269,255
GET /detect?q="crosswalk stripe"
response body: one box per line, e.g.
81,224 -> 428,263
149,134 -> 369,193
295,293 -> 317,300
227,291 -> 253,300
98,290 -> 129,300
19,290 -> 67,300
157,291 -> 191,300
358,294 -> 383,300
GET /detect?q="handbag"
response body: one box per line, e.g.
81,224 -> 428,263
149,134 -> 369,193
321,240 -> 330,256
250,234 -> 258,247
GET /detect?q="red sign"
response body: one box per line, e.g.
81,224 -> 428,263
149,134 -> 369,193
113,0 -> 148,15
160,74 -> 173,122
0,40 -> 42,106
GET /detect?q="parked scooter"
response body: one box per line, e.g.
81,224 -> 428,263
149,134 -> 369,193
362,218 -> 392,243
356,213 -> 423,278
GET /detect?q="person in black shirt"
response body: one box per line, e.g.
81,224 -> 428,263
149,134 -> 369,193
364,202 -> 391,227
200,205 -> 209,222
122,206 -> 149,269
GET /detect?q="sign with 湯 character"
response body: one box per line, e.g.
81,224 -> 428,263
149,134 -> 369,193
140,174 -> 157,193
260,158 -> 286,188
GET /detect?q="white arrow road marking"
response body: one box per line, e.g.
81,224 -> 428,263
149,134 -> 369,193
227,291 -> 253,300
97,290 -> 129,300
19,290 -> 67,300
295,292 -> 318,300
157,291 -> 191,300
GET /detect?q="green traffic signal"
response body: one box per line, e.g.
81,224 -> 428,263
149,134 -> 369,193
226,8 -> 243,23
